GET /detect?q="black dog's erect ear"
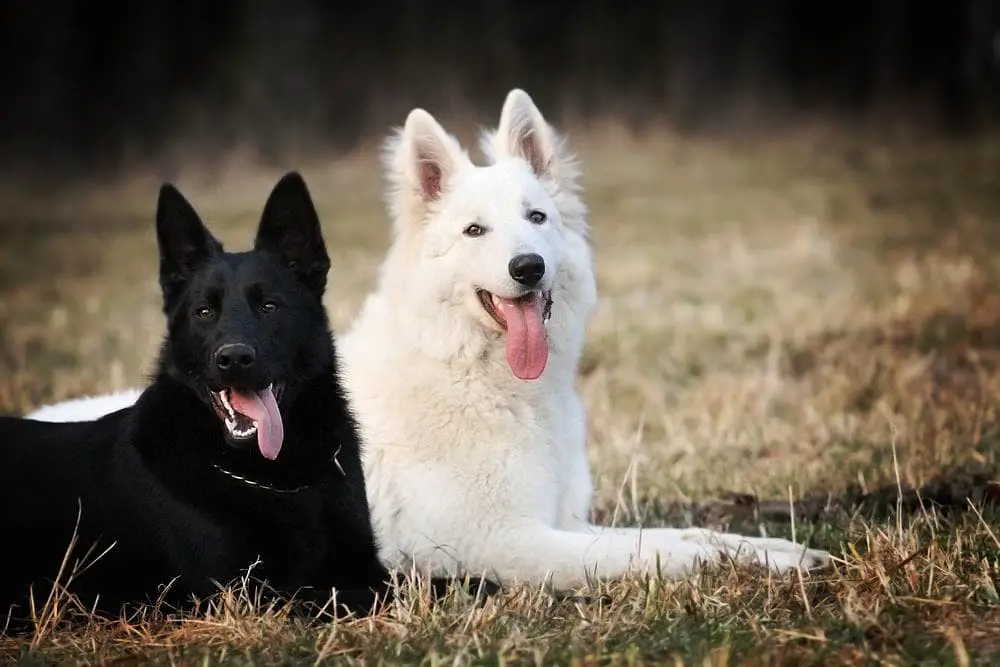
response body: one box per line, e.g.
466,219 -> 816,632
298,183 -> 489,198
254,171 -> 331,297
156,184 -> 223,306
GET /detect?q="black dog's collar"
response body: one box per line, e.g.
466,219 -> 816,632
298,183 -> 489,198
212,446 -> 346,494
212,464 -> 309,494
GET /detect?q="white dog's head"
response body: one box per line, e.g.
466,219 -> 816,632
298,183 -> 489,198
381,89 -> 590,381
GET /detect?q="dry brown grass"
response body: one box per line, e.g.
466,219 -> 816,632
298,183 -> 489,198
2,124 -> 1000,664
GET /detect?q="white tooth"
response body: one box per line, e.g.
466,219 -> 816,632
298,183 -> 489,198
225,418 -> 236,432
230,421 -> 257,438
220,391 -> 235,418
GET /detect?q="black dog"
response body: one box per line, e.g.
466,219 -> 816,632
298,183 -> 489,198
0,172 -> 395,627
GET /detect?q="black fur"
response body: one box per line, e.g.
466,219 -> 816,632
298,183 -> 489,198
0,173 -> 396,629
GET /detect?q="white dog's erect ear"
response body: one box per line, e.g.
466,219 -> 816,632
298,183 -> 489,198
393,109 -> 468,198
492,89 -> 556,178
481,87 -> 588,235
409,110 -> 452,202
383,108 -> 471,230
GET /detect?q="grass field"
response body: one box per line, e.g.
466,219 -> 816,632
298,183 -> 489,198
2,124 -> 1000,665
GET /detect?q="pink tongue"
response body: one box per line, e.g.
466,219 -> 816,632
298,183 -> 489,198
229,387 -> 284,460
497,295 -> 549,380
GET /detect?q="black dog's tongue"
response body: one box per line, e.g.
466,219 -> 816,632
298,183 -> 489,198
229,387 -> 284,460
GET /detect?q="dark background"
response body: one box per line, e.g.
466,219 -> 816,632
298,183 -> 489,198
1,0 -> 999,181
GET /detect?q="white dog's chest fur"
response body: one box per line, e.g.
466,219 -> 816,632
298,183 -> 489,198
340,295 -> 593,577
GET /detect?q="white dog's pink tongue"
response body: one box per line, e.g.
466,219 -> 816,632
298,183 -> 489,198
498,296 -> 548,380
229,387 -> 284,460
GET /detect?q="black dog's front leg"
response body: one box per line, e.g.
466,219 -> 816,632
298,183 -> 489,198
284,574 -> 500,620
396,572 -> 502,601
282,584 -> 392,620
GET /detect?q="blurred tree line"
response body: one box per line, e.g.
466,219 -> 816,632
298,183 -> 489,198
0,0 -> 997,177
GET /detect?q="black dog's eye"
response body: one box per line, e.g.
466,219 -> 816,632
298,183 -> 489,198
260,301 -> 278,314
527,209 -> 547,224
463,223 -> 486,238
194,305 -> 214,319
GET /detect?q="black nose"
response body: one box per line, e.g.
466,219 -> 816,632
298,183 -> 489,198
215,343 -> 256,372
508,253 -> 546,287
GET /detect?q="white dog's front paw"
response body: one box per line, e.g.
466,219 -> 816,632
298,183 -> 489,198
730,537 -> 831,571
680,529 -> 831,572
749,544 -> 831,572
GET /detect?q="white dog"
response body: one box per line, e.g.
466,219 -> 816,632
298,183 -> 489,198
27,89 -> 830,591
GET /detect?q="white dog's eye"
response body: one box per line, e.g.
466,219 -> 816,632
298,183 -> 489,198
527,209 -> 547,225
463,223 -> 486,238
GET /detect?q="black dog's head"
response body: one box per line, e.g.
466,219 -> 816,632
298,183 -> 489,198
156,172 -> 332,461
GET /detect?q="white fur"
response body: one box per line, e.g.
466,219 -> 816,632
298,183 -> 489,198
343,89 -> 830,589
26,389 -> 141,422
25,89 -> 831,590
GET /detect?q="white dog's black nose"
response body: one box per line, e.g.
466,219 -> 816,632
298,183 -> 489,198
509,253 -> 545,287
